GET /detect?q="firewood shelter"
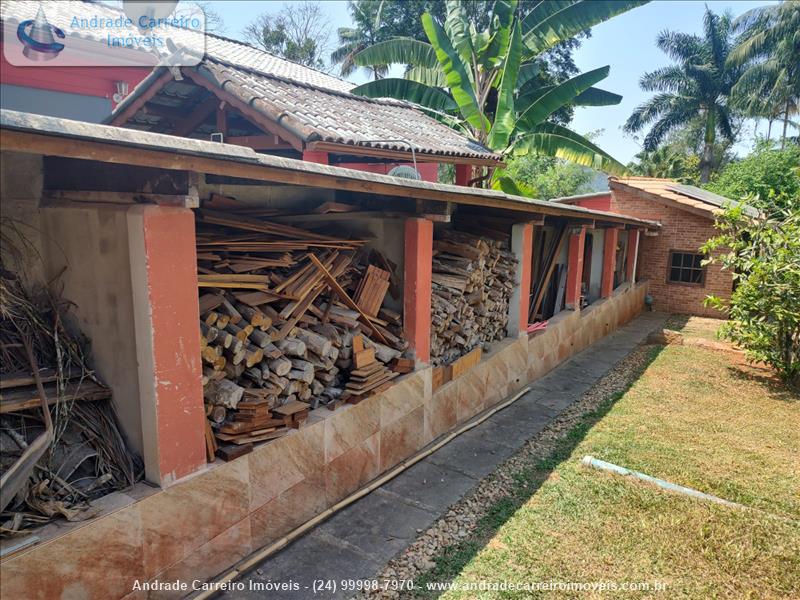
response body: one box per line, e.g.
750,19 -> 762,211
0,109 -> 659,598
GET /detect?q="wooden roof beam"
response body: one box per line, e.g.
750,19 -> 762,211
109,70 -> 175,127
181,67 -> 305,152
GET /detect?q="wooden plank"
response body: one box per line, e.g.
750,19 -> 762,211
308,254 -> 388,344
216,443 -> 253,462
272,400 -> 311,416
0,381 -> 111,413
353,347 -> 376,370
447,347 -> 481,380
529,226 -> 568,321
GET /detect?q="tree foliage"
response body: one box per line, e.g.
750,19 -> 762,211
728,1 -> 800,149
624,8 -> 741,183
505,154 -> 596,200
706,141 -> 800,212
349,0 -> 645,179
628,147 -> 696,182
243,1 -> 331,70
702,202 -> 800,388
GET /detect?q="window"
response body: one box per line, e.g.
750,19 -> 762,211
668,251 -> 706,286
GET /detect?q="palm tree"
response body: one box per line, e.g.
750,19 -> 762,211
348,0 -> 647,181
624,8 -> 740,183
728,1 -> 800,149
331,1 -> 388,80
629,147 -> 689,180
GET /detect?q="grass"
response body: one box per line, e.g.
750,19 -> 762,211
408,320 -> 800,599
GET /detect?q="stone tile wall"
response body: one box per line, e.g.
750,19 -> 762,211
0,282 -> 647,600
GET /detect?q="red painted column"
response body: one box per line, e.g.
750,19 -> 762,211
626,229 -> 640,283
302,150 -> 329,164
601,228 -> 619,298
130,205 -> 206,486
507,222 -> 534,335
565,225 -> 587,310
403,218 -> 433,364
455,164 -> 472,186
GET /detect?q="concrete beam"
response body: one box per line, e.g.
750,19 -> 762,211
128,205 -> 206,487
601,227 -> 619,298
507,222 -> 534,336
403,218 -> 433,364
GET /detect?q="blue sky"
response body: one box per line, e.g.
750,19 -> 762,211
206,0 -> 779,164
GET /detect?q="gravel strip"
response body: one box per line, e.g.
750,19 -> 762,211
354,342 -> 659,600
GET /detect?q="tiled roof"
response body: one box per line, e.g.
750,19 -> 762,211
2,1 -> 500,162
1,1 -> 353,93
609,177 -> 758,218
195,59 -> 498,160
1,108 -> 661,231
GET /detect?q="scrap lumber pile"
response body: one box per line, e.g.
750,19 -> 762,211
195,206 -> 409,454
429,230 -> 516,366
0,266 -> 142,535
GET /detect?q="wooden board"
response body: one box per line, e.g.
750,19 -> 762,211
431,365 -> 450,392
216,443 -> 253,461
0,380 -> 111,413
344,371 -> 399,396
447,347 -> 482,380
272,400 -> 311,416
354,265 -> 390,317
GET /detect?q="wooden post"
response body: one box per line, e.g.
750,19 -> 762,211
403,218 -> 433,364
565,225 -> 586,310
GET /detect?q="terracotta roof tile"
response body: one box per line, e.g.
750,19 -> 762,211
610,177 -> 758,218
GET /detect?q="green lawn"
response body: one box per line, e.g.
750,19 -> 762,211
411,321 -> 800,599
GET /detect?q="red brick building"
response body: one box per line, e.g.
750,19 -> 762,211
556,177 -> 756,317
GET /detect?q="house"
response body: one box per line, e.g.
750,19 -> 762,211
0,0 -> 500,183
0,108 -> 658,597
554,177 -> 756,316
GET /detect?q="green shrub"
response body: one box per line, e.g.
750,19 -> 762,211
703,199 -> 800,388
706,143 -> 800,211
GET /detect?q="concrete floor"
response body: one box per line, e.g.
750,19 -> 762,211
222,311 -> 668,599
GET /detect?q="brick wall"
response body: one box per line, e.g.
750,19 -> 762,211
609,182 -> 730,317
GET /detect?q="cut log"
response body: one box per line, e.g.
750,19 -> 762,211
204,378 -> 244,409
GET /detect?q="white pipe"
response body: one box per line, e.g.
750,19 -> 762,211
581,455 -> 743,508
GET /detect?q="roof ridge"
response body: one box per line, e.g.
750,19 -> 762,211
202,55 -> 409,109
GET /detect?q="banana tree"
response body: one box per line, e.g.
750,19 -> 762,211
351,0 -> 648,182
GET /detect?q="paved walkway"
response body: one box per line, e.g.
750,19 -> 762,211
223,312 -> 668,599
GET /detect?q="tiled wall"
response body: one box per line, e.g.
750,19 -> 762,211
0,282 -> 647,600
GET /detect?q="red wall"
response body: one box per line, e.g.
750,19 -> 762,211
338,161 -> 439,183
564,193 -> 612,212
1,43 -> 150,105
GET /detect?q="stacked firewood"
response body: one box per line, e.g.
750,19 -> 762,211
429,230 -> 516,366
194,205 -> 409,454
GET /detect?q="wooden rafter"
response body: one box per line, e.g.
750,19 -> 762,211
109,70 -> 175,126
225,135 -> 294,150
173,96 -> 220,137
180,67 -> 305,152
